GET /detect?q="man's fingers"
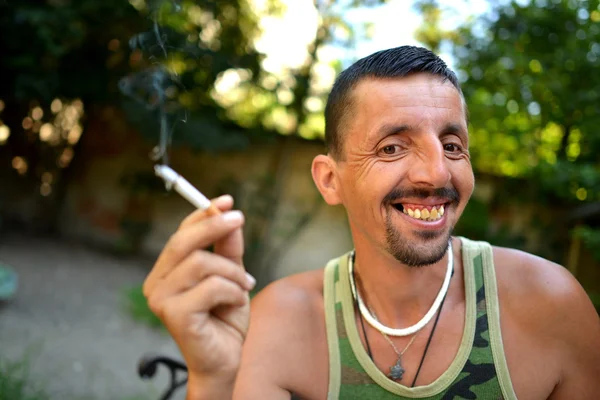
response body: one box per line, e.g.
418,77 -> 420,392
160,276 -> 249,324
147,250 -> 255,304
179,195 -> 234,230
144,210 -> 245,294
214,225 -> 244,266
186,275 -> 249,312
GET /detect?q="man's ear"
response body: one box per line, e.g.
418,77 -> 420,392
311,154 -> 342,205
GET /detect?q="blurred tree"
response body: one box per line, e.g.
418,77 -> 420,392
0,0 -> 146,232
452,0 -> 600,201
413,0 -> 460,54
0,0 -> 391,279
0,0 -> 279,175
0,0 -> 142,103
0,0 -> 390,177
415,0 -> 600,274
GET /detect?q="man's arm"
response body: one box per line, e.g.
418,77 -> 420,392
233,270 -> 328,400
496,247 -> 600,399
545,264 -> 600,399
494,247 -> 600,399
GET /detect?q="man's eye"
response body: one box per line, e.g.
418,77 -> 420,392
382,145 -> 397,155
444,143 -> 460,152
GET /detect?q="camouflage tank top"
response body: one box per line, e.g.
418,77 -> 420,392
323,237 -> 517,399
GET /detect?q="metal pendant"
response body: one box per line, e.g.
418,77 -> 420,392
388,357 -> 405,381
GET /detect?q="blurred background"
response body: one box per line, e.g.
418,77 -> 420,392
0,0 -> 599,398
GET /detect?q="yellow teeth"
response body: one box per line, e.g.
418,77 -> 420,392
401,205 -> 445,221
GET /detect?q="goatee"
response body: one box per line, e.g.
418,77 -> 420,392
385,211 -> 453,267
383,186 -> 458,266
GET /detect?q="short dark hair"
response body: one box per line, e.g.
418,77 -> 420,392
324,46 -> 463,159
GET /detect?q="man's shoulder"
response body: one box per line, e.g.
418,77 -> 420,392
490,244 -> 598,341
250,268 -> 326,328
237,269 -> 331,397
254,269 -> 325,306
489,246 -> 600,397
242,269 -> 329,392
251,251 -> 350,313
490,245 -> 580,303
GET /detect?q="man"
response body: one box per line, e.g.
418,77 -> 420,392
143,46 -> 600,399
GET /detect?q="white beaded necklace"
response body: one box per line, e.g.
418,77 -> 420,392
349,242 -> 454,337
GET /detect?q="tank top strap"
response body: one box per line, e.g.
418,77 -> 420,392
460,238 -> 517,400
324,255 -> 345,399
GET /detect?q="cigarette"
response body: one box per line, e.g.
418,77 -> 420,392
154,165 -> 220,214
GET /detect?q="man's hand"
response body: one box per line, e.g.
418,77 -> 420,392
143,195 -> 255,398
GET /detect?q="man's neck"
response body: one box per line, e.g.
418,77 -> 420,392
352,237 -> 461,329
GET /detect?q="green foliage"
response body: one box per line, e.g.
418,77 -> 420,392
413,0 -> 460,53
123,285 -> 164,329
453,197 -> 490,239
0,0 -> 394,155
107,0 -> 274,152
588,291 -> 600,314
454,195 -> 528,249
0,0 -> 142,103
0,355 -> 48,400
573,225 -> 600,262
451,0 -> 600,204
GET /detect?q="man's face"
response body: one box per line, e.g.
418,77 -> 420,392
334,73 -> 474,266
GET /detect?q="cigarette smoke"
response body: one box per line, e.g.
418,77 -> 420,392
119,0 -> 186,166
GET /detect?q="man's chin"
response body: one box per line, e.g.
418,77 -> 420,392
386,228 -> 452,267
413,228 -> 448,241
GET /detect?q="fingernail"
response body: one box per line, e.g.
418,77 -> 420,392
217,194 -> 233,203
245,272 -> 256,289
222,210 -> 243,223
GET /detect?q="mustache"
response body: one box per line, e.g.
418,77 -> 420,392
383,187 -> 460,205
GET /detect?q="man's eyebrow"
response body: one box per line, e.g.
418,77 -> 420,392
374,124 -> 413,140
443,122 -> 468,138
373,122 -> 468,142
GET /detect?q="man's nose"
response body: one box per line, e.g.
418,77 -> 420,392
407,138 -> 451,188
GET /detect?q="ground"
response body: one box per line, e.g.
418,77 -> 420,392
0,233 -> 185,400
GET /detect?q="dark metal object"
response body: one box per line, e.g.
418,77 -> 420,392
138,353 -> 188,400
388,358 -> 405,381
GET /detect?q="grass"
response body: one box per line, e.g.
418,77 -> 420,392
0,355 -> 49,400
123,285 -> 164,330
0,348 -> 159,400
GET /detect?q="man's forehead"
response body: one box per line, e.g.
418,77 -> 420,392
352,73 -> 462,104
334,73 -> 467,158
345,74 -> 465,126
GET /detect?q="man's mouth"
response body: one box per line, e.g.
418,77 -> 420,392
392,203 -> 447,222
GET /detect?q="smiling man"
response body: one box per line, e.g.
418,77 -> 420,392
143,46 -> 600,399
